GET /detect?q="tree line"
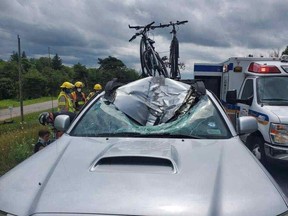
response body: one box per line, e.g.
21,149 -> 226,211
0,53 -> 140,100
2,46 -> 288,101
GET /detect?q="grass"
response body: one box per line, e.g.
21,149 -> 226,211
0,96 -> 57,110
0,110 -> 51,175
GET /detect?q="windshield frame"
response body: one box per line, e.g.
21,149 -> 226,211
69,92 -> 232,139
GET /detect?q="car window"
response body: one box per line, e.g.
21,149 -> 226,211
70,94 -> 231,139
240,79 -> 253,100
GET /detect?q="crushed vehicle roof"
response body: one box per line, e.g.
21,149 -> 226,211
104,76 -> 206,126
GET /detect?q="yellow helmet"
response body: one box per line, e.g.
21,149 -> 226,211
94,84 -> 102,91
60,81 -> 74,89
75,81 -> 84,88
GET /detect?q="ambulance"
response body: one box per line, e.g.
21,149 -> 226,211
194,55 -> 288,164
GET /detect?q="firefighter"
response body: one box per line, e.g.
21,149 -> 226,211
71,81 -> 87,112
86,83 -> 102,101
58,81 -> 75,113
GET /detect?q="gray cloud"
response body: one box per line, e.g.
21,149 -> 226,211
0,0 -> 287,71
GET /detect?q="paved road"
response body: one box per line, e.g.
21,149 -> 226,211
0,100 -> 57,121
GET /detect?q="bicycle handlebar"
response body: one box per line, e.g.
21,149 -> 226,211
128,21 -> 156,42
176,20 -> 188,25
154,20 -> 188,28
128,21 -> 155,30
128,20 -> 188,42
151,24 -> 170,29
129,32 -> 141,42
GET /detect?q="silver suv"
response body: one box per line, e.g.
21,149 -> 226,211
0,77 -> 287,216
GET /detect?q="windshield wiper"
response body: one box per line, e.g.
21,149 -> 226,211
95,132 -> 201,139
138,133 -> 201,139
96,132 -> 143,137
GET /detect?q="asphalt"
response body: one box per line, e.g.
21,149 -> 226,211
265,163 -> 288,198
0,100 -> 57,121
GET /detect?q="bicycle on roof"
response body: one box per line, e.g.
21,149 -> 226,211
129,21 -> 168,78
154,20 -> 188,80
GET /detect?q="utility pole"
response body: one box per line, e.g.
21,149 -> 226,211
18,35 -> 24,122
48,47 -> 54,111
48,47 -> 51,65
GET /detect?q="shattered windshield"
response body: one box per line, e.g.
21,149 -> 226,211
257,76 -> 288,105
70,94 -> 230,139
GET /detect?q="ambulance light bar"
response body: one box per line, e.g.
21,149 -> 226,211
248,62 -> 281,74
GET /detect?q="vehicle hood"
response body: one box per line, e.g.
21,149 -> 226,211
0,135 -> 287,216
265,105 -> 288,123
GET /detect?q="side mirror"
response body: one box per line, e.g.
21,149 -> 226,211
226,90 -> 237,104
54,115 -> 71,132
237,95 -> 253,106
237,116 -> 258,135
245,96 -> 253,106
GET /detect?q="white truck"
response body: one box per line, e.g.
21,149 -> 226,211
194,55 -> 288,164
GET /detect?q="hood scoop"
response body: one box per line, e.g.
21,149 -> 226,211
90,142 -> 179,174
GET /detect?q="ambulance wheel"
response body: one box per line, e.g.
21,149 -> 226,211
248,135 -> 267,165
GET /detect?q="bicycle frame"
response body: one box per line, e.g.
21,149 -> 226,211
141,36 -> 163,76
129,22 -> 168,78
154,20 -> 188,80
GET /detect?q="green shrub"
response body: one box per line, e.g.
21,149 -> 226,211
23,69 -> 48,99
8,137 -> 35,165
0,111 -> 50,175
0,77 -> 16,99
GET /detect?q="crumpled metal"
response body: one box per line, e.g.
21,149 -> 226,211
113,76 -> 194,126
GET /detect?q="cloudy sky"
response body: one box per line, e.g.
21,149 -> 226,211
0,0 -> 288,75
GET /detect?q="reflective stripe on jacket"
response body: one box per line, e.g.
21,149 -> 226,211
86,92 -> 95,101
57,91 -> 75,112
71,91 -> 86,110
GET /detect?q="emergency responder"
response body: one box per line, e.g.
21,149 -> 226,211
58,81 -> 75,113
38,111 -> 76,139
71,81 -> 86,112
86,83 -> 102,101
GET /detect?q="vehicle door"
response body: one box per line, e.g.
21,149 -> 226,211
238,78 -> 254,117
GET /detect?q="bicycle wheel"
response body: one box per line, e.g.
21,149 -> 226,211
169,36 -> 179,79
155,53 -> 168,77
140,38 -> 153,77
